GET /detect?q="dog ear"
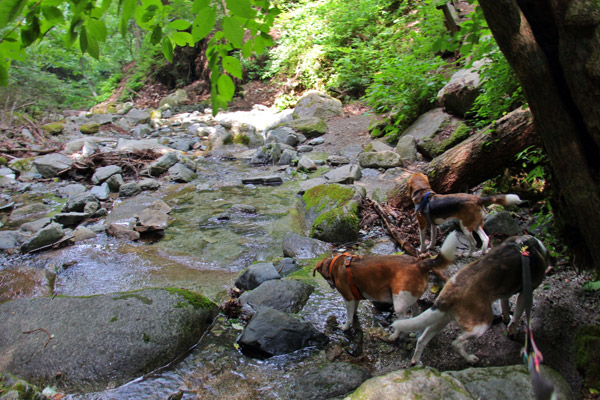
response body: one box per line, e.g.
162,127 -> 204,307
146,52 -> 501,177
313,260 -> 323,277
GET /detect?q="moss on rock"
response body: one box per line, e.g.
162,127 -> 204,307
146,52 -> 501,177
575,324 -> 600,390
80,123 -> 101,134
41,122 -> 65,135
165,287 -> 216,309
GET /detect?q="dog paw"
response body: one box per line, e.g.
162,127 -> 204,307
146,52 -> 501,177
465,354 -> 479,364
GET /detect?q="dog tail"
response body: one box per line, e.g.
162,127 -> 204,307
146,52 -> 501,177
479,194 -> 522,207
420,231 -> 457,272
389,308 -> 450,340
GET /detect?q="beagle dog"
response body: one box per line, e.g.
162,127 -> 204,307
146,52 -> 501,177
313,232 -> 457,331
408,172 -> 522,256
389,235 -> 551,365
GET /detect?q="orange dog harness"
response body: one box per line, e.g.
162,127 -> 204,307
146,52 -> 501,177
329,253 -> 364,300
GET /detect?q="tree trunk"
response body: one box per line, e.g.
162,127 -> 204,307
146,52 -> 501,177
478,0 -> 600,269
389,107 -> 538,209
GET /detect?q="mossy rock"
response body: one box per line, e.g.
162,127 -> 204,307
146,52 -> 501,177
0,156 -> 7,166
302,183 -> 363,243
288,117 -> 328,138
575,324 -> 600,390
80,123 -> 101,134
418,120 -> 472,158
8,157 -> 34,172
41,122 -> 65,135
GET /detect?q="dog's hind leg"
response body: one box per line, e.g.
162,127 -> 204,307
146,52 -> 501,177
419,227 -> 428,252
507,292 -> 527,336
341,300 -> 359,331
410,317 -> 450,365
452,323 -> 489,363
475,225 -> 490,254
500,298 -> 511,324
460,222 -> 478,256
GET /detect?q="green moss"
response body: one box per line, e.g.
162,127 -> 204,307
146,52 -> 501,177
223,135 -> 234,145
80,123 -> 101,134
109,315 -> 118,322
41,122 -> 65,135
142,332 -> 150,342
112,293 -> 153,305
165,287 -> 215,309
302,184 -> 355,212
0,156 -> 6,166
233,134 -> 250,145
8,157 -> 34,172
575,325 -> 600,389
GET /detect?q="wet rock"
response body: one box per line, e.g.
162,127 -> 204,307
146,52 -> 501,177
0,288 -> 218,392
72,226 -> 96,242
358,151 -> 402,169
239,279 -> 314,314
282,233 -> 331,259
135,201 -> 171,233
395,135 -> 418,162
139,178 -> 161,191
57,183 -> 87,198
19,218 -> 51,234
323,164 -> 362,184
235,262 -> 281,291
32,153 -> 73,178
0,231 -> 27,251
63,193 -> 98,213
106,174 -> 124,192
237,308 -> 327,358
20,223 -> 64,253
91,165 -> 123,185
52,212 -> 89,227
0,267 -> 55,302
90,182 -> 110,201
241,175 -> 283,186
293,362 -> 371,400
107,223 -> 140,241
297,155 -> 318,172
9,203 -> 50,224
293,91 -> 343,120
149,152 -> 179,176
484,211 -> 522,237
119,182 -> 142,197
277,258 -> 301,276
168,163 -> 197,183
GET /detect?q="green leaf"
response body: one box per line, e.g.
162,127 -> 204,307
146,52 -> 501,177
226,0 -> 256,19
119,0 -> 136,37
86,34 -> 100,59
150,24 -> 162,45
21,15 -> 41,47
41,5 -> 64,24
0,0 -> 28,29
193,0 -> 210,13
222,56 -> 242,79
167,19 -> 191,30
171,31 -> 193,46
87,18 -> 107,41
192,6 -> 216,41
161,36 -> 173,62
584,281 -> 600,291
222,16 -> 244,48
241,39 -> 253,58
217,74 -> 235,101
79,26 -> 88,53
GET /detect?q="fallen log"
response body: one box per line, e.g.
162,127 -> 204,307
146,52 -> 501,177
388,107 -> 539,209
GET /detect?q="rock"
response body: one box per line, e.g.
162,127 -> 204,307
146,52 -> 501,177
116,138 -> 171,153
119,182 -> 142,197
346,365 -> 573,400
278,149 -> 298,166
106,174 -> 124,192
277,258 -> 301,276
237,308 -> 327,358
368,141 -> 394,152
293,91 -> 343,119
292,362 -> 371,400
266,127 -> 299,146
484,211 -> 522,237
297,145 -> 313,153
57,183 -> 87,197
107,223 -> 140,241
63,193 -> 98,213
52,212 -> 89,227
401,108 -> 454,142
72,226 -> 96,242
0,288 -> 218,392
79,122 -> 100,134
19,218 -> 51,234
437,59 -> 487,118
239,279 -> 314,314
123,108 -> 150,125
358,151 -> 403,169
282,233 -> 332,259
308,137 -> 325,146
20,223 -> 64,253
32,153 -> 73,178
90,182 -> 110,201
417,121 -> 471,158
241,175 -> 283,186
0,267 -> 55,302
395,135 -> 418,162
302,184 -> 364,243
231,204 -> 256,214
323,164 -> 362,184
149,152 -> 180,176
235,262 -> 281,291
168,163 -> 197,183
574,325 -> 600,391
139,178 -> 161,191
135,204 -> 170,233
159,89 -> 189,109
9,203 -> 50,224
297,155 -> 318,172
40,122 -> 65,135
287,117 -> 328,138
91,165 -> 123,185
0,231 -> 27,251
327,155 -> 351,166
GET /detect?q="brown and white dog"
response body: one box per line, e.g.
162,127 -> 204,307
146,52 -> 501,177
389,234 -> 551,365
408,172 -> 522,256
313,232 -> 457,331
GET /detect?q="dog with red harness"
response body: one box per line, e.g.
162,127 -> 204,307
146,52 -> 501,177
313,232 -> 457,331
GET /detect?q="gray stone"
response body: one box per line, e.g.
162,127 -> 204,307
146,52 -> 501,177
395,135 -> 418,162
168,163 -> 197,183
277,258 -> 301,277
90,182 -> 110,201
277,149 -> 298,166
323,164 -> 362,184
359,151 -> 403,169
293,362 -> 371,400
293,91 -> 343,119
287,117 -> 328,138
282,233 -> 331,259
52,212 -> 89,227
123,108 -> 150,125
139,178 -> 161,191
0,288 -> 217,392
239,279 -> 314,314
159,89 -> 189,109
19,218 -> 51,234
0,231 -> 27,251
149,152 -> 180,176
297,145 -> 313,153
266,127 -> 299,146
116,138 -> 172,153
369,141 -> 394,152
106,174 -> 124,192
297,155 -> 318,172
327,155 -> 351,166
63,193 -> 98,213
402,108 -> 454,142
20,223 -> 64,253
107,223 -> 140,241
72,226 -> 96,242
237,308 -> 327,358
57,183 -> 87,198
308,137 -> 325,146
135,201 -> 171,233
235,262 -> 281,291
119,182 -> 142,198
241,175 -> 283,186
437,59 -> 487,118
484,211 -> 522,236
91,165 -> 122,185
32,153 -> 73,178
9,203 -> 50,224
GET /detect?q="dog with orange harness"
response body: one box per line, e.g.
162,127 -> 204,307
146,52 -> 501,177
313,232 -> 457,331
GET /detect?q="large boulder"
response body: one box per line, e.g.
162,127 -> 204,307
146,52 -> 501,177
401,108 -> 454,142
235,262 -> 281,291
282,233 -> 332,259
293,91 -> 343,120
358,150 -> 403,169
301,184 -> 364,243
0,288 -> 218,392
292,362 -> 371,400
32,153 -> 73,178
437,59 -> 487,118
20,223 -> 64,253
239,279 -> 314,314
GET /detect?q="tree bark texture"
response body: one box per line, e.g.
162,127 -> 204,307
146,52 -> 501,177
478,0 -> 600,269
388,107 -> 538,209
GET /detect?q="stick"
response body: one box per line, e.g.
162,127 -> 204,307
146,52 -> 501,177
369,198 -> 418,257
23,328 -> 53,347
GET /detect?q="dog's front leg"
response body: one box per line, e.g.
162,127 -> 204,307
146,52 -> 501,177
419,227 -> 428,253
452,324 -> 488,363
500,298 -> 511,324
507,292 -> 527,336
427,224 -> 437,250
341,300 -> 359,331
410,321 -> 445,365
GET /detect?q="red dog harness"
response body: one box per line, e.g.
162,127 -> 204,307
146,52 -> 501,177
329,253 -> 364,300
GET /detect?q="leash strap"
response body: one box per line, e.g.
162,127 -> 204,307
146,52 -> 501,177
328,253 -> 348,290
416,191 -> 434,227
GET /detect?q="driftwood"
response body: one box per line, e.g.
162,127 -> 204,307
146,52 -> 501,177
369,198 -> 418,257
388,107 -> 538,209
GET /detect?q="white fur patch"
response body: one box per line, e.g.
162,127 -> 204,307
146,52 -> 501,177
505,194 -> 522,205
392,291 -> 419,318
440,231 -> 458,262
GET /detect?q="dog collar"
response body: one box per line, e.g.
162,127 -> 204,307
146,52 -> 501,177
416,191 -> 432,214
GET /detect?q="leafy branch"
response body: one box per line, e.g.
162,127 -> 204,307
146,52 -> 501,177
0,0 -> 280,114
